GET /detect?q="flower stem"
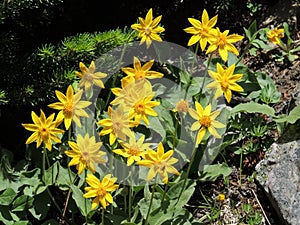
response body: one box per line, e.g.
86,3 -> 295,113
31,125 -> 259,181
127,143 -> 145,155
199,52 -> 213,98
129,167 -> 134,220
144,179 -> 157,225
101,207 -> 105,225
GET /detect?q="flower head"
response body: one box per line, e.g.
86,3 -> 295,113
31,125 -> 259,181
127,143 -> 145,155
113,133 -> 152,166
48,85 -> 92,130
75,61 -> 107,91
173,99 -> 190,113
65,133 -> 106,174
97,105 -> 135,145
217,193 -> 226,202
188,102 -> 226,144
83,173 -> 119,210
131,8 -> 165,48
207,63 -> 243,103
206,27 -> 244,61
137,142 -> 180,184
184,9 -> 218,50
121,56 -> 163,81
267,28 -> 284,45
22,109 -> 64,151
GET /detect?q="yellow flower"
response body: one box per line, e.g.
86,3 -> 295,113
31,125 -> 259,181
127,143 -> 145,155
129,95 -> 160,126
48,85 -> 92,130
137,142 -> 180,184
97,105 -> 135,145
65,133 -> 106,174
83,173 -> 119,210
113,133 -> 152,166
131,8 -> 165,48
184,9 -> 218,50
22,109 -> 64,151
207,63 -> 243,103
172,99 -> 190,113
75,61 -> 107,91
217,193 -> 226,202
188,102 -> 226,145
267,28 -> 284,45
121,56 -> 164,81
206,27 -> 244,62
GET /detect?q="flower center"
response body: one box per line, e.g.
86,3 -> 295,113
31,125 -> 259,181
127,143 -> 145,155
200,26 -> 209,37
63,102 -> 74,116
83,72 -> 94,82
97,185 -> 107,198
154,161 -> 166,172
199,115 -> 211,127
136,71 -> 145,79
134,103 -> 145,114
81,151 -> 89,161
218,34 -> 227,47
128,147 -> 140,156
145,26 -> 151,35
175,100 -> 189,113
220,78 -> 229,89
113,121 -> 122,131
39,127 -> 49,140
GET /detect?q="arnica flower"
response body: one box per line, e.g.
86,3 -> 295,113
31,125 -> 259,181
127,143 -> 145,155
75,61 -> 107,91
97,105 -> 135,145
173,99 -> 190,114
22,109 -> 64,151
206,63 -> 244,103
267,28 -> 284,45
48,85 -> 92,130
65,133 -> 106,174
110,79 -> 152,108
188,102 -> 226,145
184,9 -> 218,51
83,173 -> 119,210
113,133 -> 152,166
206,27 -> 244,62
131,8 -> 165,48
137,142 -> 180,184
121,56 -> 164,81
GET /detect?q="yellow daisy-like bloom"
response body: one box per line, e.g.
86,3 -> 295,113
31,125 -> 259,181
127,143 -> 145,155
267,28 -> 284,45
121,56 -> 163,81
207,63 -> 244,103
113,133 -> 152,166
184,9 -> 218,50
131,8 -> 165,48
97,105 -> 135,145
22,109 -> 64,151
129,95 -> 160,126
75,61 -> 107,91
172,99 -> 190,113
217,193 -> 226,202
137,142 -> 180,184
48,85 -> 92,130
83,173 -> 119,210
188,102 -> 226,145
206,27 -> 244,62
65,133 -> 106,174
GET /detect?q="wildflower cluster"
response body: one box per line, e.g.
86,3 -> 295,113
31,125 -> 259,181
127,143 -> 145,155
19,6 -> 294,225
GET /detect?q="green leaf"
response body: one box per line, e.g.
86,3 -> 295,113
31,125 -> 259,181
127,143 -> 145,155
274,105 -> 300,124
230,101 -> 275,116
70,184 -> 92,217
29,190 -> 51,220
0,188 -> 17,205
198,163 -> 232,182
11,195 -> 34,212
243,20 -> 257,41
148,116 -> 166,140
43,161 -> 59,186
12,221 -> 30,225
0,205 -> 18,225
56,163 -> 75,191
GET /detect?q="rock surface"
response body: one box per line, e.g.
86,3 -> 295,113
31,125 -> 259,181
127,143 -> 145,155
255,131 -> 300,225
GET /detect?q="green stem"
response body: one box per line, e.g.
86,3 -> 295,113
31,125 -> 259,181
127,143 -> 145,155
239,152 -> 243,186
184,43 -> 200,99
101,207 -> 105,225
144,179 -> 157,225
129,167 -> 134,220
199,52 -> 213,98
161,183 -> 168,205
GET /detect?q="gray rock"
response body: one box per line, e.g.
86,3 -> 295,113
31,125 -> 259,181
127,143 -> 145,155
255,139 -> 300,225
